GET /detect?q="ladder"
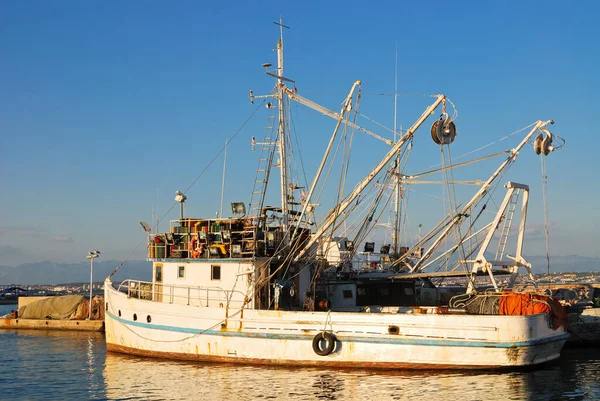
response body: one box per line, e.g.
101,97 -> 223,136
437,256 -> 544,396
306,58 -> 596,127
495,189 -> 521,260
467,182 -> 532,293
249,111 -> 278,225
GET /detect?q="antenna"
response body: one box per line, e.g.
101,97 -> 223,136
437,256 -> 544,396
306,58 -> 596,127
220,138 -> 228,218
263,19 -> 295,83
394,42 -> 398,143
273,19 -> 291,31
140,222 -> 152,233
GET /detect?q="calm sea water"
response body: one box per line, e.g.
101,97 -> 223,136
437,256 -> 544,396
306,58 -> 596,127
1,304 -> 599,401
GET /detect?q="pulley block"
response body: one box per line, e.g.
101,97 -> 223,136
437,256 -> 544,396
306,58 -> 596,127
431,119 -> 457,145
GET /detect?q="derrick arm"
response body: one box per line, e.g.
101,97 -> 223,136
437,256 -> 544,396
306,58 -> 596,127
290,80 -> 362,243
410,120 -> 553,273
286,88 -> 394,146
293,94 -> 447,262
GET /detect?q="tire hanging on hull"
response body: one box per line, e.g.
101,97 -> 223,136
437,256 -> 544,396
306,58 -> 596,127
312,332 -> 337,356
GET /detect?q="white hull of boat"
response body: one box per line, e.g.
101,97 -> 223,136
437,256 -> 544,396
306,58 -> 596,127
104,282 -> 568,369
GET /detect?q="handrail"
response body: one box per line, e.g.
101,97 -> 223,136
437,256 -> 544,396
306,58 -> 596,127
117,279 -> 248,308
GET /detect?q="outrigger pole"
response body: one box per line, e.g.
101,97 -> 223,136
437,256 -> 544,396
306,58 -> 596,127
289,80 -> 362,245
293,94 -> 447,262
409,120 -> 555,273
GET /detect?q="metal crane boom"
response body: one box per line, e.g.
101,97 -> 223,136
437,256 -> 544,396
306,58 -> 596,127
286,89 -> 394,146
293,94 -> 446,262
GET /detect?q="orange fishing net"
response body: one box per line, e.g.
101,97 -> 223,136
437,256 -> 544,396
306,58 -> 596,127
499,292 -> 568,330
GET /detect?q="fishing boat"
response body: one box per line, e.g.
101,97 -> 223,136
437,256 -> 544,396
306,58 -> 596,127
0,287 -> 28,305
104,21 -> 569,369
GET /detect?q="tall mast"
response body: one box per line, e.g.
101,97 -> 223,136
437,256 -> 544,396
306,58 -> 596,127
392,43 -> 400,255
276,18 -> 289,233
220,138 -> 227,218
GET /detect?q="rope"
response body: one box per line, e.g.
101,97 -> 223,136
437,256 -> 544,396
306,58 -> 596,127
297,90 -> 437,98
541,155 -> 551,279
323,310 -> 333,332
449,292 -> 501,314
107,288 -> 247,343
289,101 -> 310,206
422,121 -> 538,171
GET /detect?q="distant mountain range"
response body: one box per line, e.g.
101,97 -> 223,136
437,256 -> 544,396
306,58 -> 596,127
0,260 -> 151,286
525,255 -> 600,274
0,255 -> 598,286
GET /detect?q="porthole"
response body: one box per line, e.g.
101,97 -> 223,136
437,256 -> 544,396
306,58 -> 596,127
147,315 -> 152,323
133,313 -> 137,321
388,325 -> 400,335
118,310 -> 121,317
105,302 -> 108,311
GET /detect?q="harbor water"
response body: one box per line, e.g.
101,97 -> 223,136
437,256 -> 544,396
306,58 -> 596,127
1,305 -> 599,401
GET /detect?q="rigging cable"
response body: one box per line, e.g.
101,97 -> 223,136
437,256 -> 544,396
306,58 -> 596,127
541,154 -> 551,280
288,99 -> 311,207
445,144 -> 469,270
108,97 -> 269,279
422,121 -> 538,171
316,99 -> 360,279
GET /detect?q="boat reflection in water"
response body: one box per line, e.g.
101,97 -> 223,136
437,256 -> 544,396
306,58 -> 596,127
103,349 -> 600,401
1,326 -> 599,400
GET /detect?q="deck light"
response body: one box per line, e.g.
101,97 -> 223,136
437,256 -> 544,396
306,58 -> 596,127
231,202 -> 246,216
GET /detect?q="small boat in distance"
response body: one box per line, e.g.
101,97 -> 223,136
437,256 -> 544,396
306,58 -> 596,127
104,20 -> 568,369
0,286 -> 28,305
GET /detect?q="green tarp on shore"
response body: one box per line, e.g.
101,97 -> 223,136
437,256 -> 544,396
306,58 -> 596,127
18,295 -> 85,319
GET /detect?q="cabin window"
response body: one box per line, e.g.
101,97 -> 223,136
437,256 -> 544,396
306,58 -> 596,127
155,265 -> 162,282
211,265 -> 221,281
178,265 -> 185,279
343,290 -> 353,299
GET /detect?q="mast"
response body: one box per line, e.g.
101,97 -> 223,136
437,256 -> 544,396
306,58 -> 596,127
220,138 -> 227,218
276,18 -> 289,233
392,44 -> 400,255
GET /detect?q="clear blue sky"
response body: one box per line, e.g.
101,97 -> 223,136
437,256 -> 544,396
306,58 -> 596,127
1,1 -> 598,266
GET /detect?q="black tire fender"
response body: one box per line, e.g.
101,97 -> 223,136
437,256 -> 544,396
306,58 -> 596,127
312,331 -> 337,356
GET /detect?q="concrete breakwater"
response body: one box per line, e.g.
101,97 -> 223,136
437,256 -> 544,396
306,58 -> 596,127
0,295 -> 104,332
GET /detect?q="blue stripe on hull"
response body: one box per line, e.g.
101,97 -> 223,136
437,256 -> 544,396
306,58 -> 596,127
106,311 -> 569,348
